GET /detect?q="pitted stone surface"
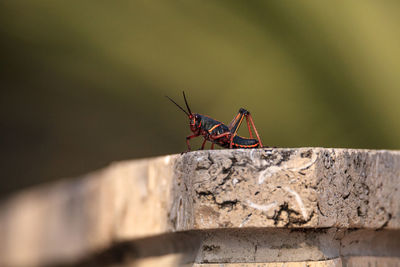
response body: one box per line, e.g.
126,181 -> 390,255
171,148 -> 318,229
170,148 -> 399,230
315,149 -> 399,228
0,148 -> 399,266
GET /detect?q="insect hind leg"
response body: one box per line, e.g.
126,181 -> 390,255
228,108 -> 263,148
246,112 -> 263,147
228,108 -> 248,148
228,108 -> 248,133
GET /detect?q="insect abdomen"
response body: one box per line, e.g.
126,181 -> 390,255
231,136 -> 260,148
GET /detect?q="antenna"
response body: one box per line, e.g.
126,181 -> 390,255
182,91 -> 192,115
165,95 -> 190,117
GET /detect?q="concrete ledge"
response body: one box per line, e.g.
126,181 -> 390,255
0,148 -> 399,266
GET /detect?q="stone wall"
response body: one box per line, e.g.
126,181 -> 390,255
0,148 -> 399,266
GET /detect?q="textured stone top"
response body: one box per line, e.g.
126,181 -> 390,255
174,148 -> 399,230
0,148 -> 399,266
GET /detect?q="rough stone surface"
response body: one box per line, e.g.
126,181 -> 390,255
171,148 -> 399,230
0,148 -> 399,267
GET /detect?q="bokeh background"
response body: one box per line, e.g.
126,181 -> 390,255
1,1 -> 400,197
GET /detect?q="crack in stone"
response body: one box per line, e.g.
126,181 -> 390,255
196,190 -> 239,212
272,202 -> 315,226
317,202 -> 326,217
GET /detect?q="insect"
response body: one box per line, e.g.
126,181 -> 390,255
166,91 -> 263,151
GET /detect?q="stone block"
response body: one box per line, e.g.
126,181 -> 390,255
0,148 -> 399,266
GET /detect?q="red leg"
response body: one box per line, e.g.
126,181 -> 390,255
229,113 -> 245,134
228,112 -> 242,129
247,114 -> 263,147
209,132 -> 231,149
186,134 -> 199,151
227,108 -> 263,148
228,110 -> 245,148
209,132 -> 231,140
245,117 -> 253,138
229,133 -> 236,148
201,138 -> 207,150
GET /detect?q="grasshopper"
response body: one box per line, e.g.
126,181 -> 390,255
166,92 -> 263,151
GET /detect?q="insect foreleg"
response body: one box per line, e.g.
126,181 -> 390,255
186,134 -> 199,151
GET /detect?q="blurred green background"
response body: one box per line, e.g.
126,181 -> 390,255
1,1 -> 400,197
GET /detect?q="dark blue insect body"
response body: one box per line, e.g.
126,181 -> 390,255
166,92 -> 263,151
